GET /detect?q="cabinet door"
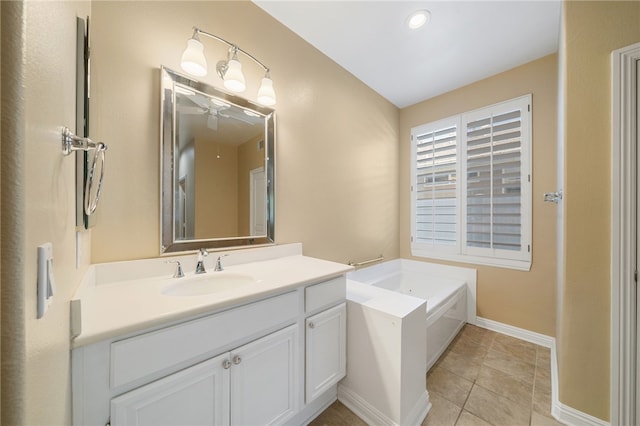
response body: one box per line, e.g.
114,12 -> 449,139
230,324 -> 298,426
306,303 -> 346,403
111,353 -> 230,426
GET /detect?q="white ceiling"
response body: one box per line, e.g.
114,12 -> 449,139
253,1 -> 562,108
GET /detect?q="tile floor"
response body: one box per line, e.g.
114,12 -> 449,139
310,324 -> 566,426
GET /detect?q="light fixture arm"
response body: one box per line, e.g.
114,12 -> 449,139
192,27 -> 270,74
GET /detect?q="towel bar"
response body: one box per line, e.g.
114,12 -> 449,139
61,127 -> 107,216
348,255 -> 384,267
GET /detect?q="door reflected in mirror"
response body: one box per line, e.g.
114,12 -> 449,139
161,67 -> 275,253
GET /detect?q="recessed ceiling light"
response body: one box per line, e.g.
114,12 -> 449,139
407,9 -> 431,30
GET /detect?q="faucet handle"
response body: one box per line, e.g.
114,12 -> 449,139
215,254 -> 229,272
165,260 -> 184,278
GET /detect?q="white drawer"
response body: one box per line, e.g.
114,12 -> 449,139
305,276 -> 346,314
110,291 -> 298,389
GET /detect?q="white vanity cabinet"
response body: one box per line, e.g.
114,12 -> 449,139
111,353 -> 230,425
304,277 -> 347,404
111,325 -> 298,426
72,273 -> 348,426
229,324 -> 298,425
305,303 -> 346,403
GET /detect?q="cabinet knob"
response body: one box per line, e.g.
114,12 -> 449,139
222,359 -> 231,369
232,355 -> 242,365
308,322 -> 315,329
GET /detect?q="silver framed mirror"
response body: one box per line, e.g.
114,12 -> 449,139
160,66 -> 275,253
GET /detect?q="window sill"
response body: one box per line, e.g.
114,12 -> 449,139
411,247 -> 531,272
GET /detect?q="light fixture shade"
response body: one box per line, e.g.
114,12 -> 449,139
181,38 -> 207,76
407,10 -> 431,29
257,77 -> 276,106
223,59 -> 246,92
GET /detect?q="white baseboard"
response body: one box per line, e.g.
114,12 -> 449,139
337,384 -> 431,426
475,316 -> 554,348
549,339 -> 610,426
338,384 -> 395,426
552,400 -> 611,426
475,318 -> 610,426
404,390 -> 431,426
290,386 -> 337,426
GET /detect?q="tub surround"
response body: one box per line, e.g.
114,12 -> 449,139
339,281 -> 430,426
346,259 -> 475,371
71,243 -> 352,347
339,259 -> 476,425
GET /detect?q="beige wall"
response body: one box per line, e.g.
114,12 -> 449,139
194,139 -> 238,238
89,1 -> 400,263
558,1 -> 640,420
21,2 -> 92,425
400,54 -> 559,337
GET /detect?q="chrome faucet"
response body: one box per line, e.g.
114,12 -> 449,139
214,254 -> 229,272
195,248 -> 209,274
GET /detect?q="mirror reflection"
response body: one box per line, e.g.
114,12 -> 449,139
174,89 -> 265,240
161,67 -> 275,253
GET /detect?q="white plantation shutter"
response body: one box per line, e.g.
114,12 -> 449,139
414,123 -> 458,245
466,109 -> 523,251
411,95 -> 531,270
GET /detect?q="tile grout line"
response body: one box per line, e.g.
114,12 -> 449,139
530,345 -> 539,426
455,329 -> 497,426
429,325 -> 543,426
470,329 -> 538,426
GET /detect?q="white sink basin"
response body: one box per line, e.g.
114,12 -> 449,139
162,272 -> 256,297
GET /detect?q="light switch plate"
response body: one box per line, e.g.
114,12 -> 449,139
37,242 -> 54,319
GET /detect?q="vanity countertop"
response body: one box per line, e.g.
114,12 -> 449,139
71,244 -> 352,348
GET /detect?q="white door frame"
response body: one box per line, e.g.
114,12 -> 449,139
611,41 -> 640,426
249,167 -> 265,236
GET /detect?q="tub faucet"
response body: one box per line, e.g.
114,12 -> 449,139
196,248 -> 208,274
214,254 -> 229,272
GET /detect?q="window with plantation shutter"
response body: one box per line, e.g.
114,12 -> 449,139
412,119 -> 458,248
411,95 -> 531,271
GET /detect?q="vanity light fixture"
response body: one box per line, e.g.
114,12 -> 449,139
180,27 -> 277,106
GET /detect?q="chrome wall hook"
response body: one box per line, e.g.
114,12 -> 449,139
62,126 -> 107,156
